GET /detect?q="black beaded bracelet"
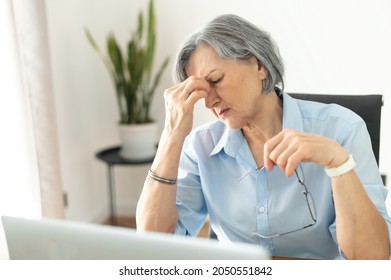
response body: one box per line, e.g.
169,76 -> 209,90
148,170 -> 177,185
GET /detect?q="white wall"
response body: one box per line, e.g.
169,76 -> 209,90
45,0 -> 391,223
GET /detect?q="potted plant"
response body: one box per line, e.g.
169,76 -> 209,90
85,0 -> 169,159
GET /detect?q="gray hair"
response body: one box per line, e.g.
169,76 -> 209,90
174,14 -> 284,94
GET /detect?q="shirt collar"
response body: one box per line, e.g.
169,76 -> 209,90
282,91 -> 304,132
209,91 -> 304,157
210,125 -> 244,157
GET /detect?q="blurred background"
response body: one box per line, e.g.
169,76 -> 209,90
1,0 -> 391,258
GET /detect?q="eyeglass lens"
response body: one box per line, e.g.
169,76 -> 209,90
251,164 -> 317,238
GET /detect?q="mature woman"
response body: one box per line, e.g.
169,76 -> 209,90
136,14 -> 391,259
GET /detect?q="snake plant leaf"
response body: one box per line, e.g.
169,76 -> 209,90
127,40 -> 136,81
141,56 -> 169,123
85,29 -> 99,50
148,56 -> 170,99
85,0 -> 169,124
136,12 -> 143,44
144,0 -> 156,76
84,29 -> 116,79
107,34 -> 124,78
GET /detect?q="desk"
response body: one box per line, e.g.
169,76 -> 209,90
96,146 -> 155,225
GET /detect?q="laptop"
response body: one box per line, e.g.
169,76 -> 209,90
1,216 -> 269,260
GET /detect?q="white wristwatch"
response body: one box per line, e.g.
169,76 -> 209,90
324,154 -> 356,177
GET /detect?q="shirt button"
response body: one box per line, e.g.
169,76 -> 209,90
258,206 -> 265,213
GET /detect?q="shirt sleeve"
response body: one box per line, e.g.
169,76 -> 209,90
328,119 -> 391,255
173,136 -> 208,237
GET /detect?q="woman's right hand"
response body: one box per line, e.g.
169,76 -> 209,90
163,76 -> 210,139
136,76 -> 210,233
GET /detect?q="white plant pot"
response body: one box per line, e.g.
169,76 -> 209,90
118,122 -> 158,160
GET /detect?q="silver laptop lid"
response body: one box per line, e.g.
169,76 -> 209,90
1,216 -> 269,260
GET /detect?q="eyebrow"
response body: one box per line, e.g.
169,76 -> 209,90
204,69 -> 218,79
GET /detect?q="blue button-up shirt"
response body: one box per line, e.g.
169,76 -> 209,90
174,92 -> 391,259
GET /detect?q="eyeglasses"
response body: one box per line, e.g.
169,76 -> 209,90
235,164 -> 317,239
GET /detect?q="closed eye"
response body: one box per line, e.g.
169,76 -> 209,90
210,76 -> 224,85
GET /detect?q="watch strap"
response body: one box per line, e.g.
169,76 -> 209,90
324,154 -> 356,177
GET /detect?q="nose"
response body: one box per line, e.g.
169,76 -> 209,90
204,87 -> 221,109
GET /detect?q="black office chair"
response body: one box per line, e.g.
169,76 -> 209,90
289,93 -> 383,166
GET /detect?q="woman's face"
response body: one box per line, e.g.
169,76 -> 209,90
186,44 -> 268,130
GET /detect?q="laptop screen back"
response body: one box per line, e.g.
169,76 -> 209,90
1,216 -> 269,260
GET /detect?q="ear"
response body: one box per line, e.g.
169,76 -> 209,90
257,61 -> 268,80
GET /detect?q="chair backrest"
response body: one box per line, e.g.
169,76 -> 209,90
289,93 -> 383,166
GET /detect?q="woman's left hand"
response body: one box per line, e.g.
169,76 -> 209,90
263,128 -> 349,176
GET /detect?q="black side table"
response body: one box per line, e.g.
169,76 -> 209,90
96,146 -> 155,226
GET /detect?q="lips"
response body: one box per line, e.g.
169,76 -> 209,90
217,108 -> 229,116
